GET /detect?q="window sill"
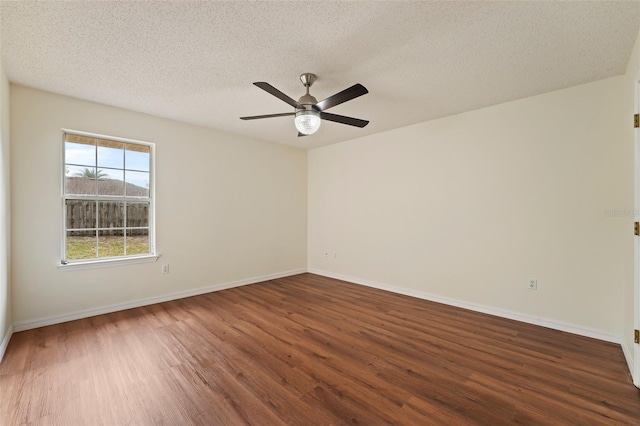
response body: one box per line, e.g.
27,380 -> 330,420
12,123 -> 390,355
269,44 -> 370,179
58,254 -> 160,271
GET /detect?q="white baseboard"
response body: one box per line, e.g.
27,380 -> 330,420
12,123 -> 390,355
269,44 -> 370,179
0,324 -> 14,363
12,268 -> 306,332
308,268 -> 621,344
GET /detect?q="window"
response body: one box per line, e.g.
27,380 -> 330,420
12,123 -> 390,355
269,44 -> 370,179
62,130 -> 155,264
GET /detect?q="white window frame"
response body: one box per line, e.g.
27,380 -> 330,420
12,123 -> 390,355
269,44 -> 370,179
60,129 -> 158,269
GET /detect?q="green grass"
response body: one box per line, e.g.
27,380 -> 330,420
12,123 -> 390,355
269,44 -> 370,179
66,235 -> 149,260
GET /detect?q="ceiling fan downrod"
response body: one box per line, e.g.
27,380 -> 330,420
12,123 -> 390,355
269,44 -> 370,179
298,73 -> 318,107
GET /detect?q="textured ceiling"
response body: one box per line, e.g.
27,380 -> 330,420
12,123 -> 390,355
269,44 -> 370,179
1,1 -> 639,149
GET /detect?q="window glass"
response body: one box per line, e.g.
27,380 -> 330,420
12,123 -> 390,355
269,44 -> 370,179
97,169 -> 125,196
65,137 -> 96,167
66,200 -> 96,229
65,166 -> 97,195
98,231 -> 125,258
125,171 -> 150,197
125,144 -> 150,172
66,230 -> 97,260
97,139 -> 124,169
98,201 -> 124,229
63,132 -> 154,263
126,229 -> 149,256
126,202 -> 149,228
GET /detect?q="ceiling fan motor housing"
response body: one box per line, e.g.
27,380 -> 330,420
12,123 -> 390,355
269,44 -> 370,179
297,94 -> 318,110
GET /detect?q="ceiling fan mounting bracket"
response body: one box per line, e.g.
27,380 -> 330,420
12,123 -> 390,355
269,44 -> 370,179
300,73 -> 317,88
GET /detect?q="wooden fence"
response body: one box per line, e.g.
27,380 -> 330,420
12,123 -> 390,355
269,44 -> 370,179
66,200 -> 149,236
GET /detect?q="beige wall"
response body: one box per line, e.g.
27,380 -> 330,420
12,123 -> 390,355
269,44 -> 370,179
0,64 -> 11,346
309,76 -> 628,340
10,85 -> 307,325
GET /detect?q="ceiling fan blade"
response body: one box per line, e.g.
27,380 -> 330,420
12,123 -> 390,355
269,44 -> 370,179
320,112 -> 369,128
313,83 -> 368,111
254,82 -> 303,109
298,132 -> 307,137
240,112 -> 295,120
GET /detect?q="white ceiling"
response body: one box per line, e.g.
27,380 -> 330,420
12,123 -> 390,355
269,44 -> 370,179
1,1 -> 639,149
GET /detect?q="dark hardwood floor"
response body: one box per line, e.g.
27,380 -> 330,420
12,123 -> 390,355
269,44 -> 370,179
1,273 -> 639,425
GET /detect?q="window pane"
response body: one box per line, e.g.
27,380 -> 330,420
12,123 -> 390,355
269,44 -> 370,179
66,230 -> 96,260
98,230 -> 125,258
125,171 -> 149,197
97,169 -> 124,196
97,139 -> 124,169
66,200 -> 96,230
65,137 -> 96,167
66,166 -> 97,195
126,229 -> 149,255
126,202 -> 149,227
125,144 -> 150,172
63,132 -> 154,262
98,201 -> 124,228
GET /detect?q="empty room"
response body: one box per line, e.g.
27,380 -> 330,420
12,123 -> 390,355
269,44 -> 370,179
1,0 -> 640,424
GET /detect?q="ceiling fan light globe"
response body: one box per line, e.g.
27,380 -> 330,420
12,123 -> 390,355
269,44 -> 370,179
295,110 -> 321,135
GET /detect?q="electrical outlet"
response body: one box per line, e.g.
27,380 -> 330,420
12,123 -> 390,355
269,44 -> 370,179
162,264 -> 170,274
528,278 -> 537,290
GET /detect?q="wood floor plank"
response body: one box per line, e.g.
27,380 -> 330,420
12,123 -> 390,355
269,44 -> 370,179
1,273 -> 639,425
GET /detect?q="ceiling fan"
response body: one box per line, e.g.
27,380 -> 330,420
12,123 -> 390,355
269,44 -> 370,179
240,73 -> 369,137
